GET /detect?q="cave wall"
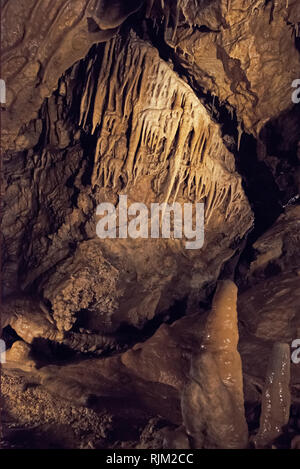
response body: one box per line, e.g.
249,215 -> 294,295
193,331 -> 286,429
1,0 -> 300,449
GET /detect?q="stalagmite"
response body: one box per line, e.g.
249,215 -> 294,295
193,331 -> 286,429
181,280 -> 248,449
5,341 -> 36,371
253,342 -> 291,448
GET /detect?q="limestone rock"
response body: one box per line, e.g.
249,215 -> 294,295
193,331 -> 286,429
121,324 -> 189,391
250,206 -> 300,277
239,273 -> 300,344
182,352 -> 246,449
5,341 -> 36,371
149,0 -> 300,135
1,297 -> 63,344
1,0 -> 300,449
2,0 -> 143,151
2,33 -> 253,333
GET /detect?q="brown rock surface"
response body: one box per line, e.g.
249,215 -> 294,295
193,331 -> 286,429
249,205 -> 300,277
2,32 -> 253,332
149,0 -> 300,135
1,0 -> 300,450
182,280 -> 248,449
1,0 -> 144,151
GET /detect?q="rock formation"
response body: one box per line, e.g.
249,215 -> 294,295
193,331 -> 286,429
253,342 -> 291,448
1,0 -> 300,450
181,280 -> 248,449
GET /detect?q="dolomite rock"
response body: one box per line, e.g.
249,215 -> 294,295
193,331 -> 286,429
182,280 -> 248,449
4,0 -> 300,150
1,294 -> 121,356
41,241 -> 122,333
120,305 -> 210,391
257,106 -> 300,208
2,355 -> 183,424
253,343 -> 291,448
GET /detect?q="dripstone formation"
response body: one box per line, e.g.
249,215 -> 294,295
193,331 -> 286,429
1,0 -> 300,449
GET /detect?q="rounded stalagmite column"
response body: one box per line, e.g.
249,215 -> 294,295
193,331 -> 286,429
182,280 -> 248,449
253,342 -> 291,448
202,279 -> 246,407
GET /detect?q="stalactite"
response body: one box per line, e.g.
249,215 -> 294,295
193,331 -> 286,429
146,0 -> 156,18
79,58 -> 95,128
79,34 -> 246,225
253,342 -> 291,448
172,0 -> 181,41
237,119 -> 243,151
92,39 -> 116,134
91,137 -> 102,187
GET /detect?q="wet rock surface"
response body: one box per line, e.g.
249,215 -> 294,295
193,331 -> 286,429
1,0 -> 300,449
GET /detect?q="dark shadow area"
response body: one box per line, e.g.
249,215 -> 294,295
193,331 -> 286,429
115,297 -> 188,349
30,337 -> 78,365
1,325 -> 22,349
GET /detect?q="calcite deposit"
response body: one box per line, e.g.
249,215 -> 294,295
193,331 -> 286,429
253,342 -> 291,448
182,280 -> 248,449
1,0 -> 300,450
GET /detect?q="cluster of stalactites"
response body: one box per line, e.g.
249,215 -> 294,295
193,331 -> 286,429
79,34 -> 245,222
